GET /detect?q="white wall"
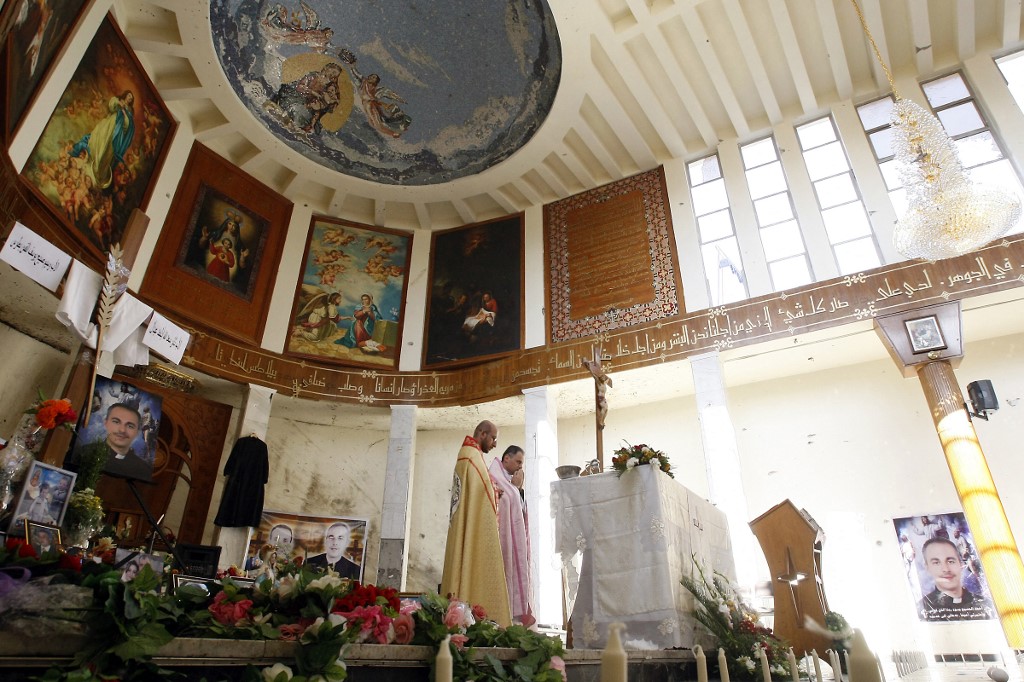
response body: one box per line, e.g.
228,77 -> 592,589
0,322 -> 69,441
727,332 -> 1024,655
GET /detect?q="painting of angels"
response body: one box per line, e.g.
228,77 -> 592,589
286,217 -> 413,369
19,16 -> 175,258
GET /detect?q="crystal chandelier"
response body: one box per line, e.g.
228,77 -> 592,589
851,0 -> 1022,261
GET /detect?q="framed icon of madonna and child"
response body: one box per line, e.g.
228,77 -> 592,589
140,142 -> 292,345
286,215 -> 413,370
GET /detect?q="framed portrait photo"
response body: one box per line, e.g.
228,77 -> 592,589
69,375 -> 163,483
3,0 -> 90,140
286,216 -> 413,369
25,521 -> 61,556
140,142 -> 292,345
171,573 -> 219,596
18,14 -> 176,261
115,548 -> 165,583
422,215 -> 524,369
7,461 -> 77,537
905,315 -> 946,354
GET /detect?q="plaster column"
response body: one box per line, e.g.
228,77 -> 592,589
376,404 -> 417,589
523,385 -> 559,626
918,361 -> 1024,647
690,351 -> 758,587
215,383 -> 275,569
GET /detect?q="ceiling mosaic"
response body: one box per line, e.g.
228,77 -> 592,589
211,0 -> 562,186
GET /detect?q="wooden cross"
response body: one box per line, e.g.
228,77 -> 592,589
581,345 -> 612,470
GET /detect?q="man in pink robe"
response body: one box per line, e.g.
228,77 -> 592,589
489,445 -> 535,627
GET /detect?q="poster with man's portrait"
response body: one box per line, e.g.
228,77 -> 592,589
893,512 -> 996,622
248,510 -> 367,582
6,461 -> 76,537
71,376 -> 163,482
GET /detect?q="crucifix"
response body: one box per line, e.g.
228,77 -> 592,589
581,345 -> 612,470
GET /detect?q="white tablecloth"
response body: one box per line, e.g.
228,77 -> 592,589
551,466 -> 735,649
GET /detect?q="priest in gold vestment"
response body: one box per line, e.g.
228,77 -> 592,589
440,420 -> 512,627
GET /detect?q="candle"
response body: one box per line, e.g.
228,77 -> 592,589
844,652 -> 852,680
829,649 -> 843,681
436,634 -> 452,682
812,650 -> 823,682
758,646 -> 771,682
787,647 -> 800,682
694,645 -> 708,682
601,622 -> 627,682
719,647 -> 731,682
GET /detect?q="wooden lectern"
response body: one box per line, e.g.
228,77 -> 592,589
749,499 -> 832,655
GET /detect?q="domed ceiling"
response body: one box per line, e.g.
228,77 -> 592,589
211,0 -> 561,185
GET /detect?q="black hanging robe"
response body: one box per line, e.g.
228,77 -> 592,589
213,435 -> 269,527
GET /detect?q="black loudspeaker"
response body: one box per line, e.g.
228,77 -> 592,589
967,380 -> 999,413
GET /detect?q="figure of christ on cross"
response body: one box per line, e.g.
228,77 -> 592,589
581,346 -> 613,470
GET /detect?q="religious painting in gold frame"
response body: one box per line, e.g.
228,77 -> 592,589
422,215 -> 524,369
140,142 -> 292,346
18,15 -> 176,263
286,215 -> 413,370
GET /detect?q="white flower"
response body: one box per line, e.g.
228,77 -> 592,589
328,612 -> 346,627
262,663 -> 294,681
307,574 -> 344,591
274,575 -> 299,600
738,656 -> 756,672
626,457 -> 639,469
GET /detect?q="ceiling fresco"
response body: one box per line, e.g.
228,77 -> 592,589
211,0 -> 562,186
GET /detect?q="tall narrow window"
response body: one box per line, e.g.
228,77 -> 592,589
855,95 -> 906,216
796,116 -> 881,274
740,136 -> 812,291
860,73 -> 1024,240
686,154 -> 747,305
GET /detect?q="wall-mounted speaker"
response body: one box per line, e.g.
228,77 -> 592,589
967,380 -> 999,414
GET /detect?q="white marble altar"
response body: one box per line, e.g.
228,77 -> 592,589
552,465 -> 735,649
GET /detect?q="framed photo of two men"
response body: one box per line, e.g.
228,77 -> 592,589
422,215 -> 524,369
140,142 -> 293,346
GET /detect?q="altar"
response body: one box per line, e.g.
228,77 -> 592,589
552,465 -> 735,649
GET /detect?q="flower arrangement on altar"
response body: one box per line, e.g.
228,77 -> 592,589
24,391 -> 78,431
0,544 -> 566,682
610,441 -> 673,478
682,564 -> 794,681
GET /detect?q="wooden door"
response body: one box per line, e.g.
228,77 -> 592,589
95,375 -> 233,546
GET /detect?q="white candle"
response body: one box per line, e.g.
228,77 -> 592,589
812,650 -> 823,682
787,647 -> 799,682
436,634 -> 452,682
758,646 -> 771,682
601,622 -> 627,682
694,645 -> 708,682
829,649 -> 843,681
719,647 -> 731,682
844,652 -> 852,680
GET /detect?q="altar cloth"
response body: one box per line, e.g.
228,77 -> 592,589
551,466 -> 735,649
